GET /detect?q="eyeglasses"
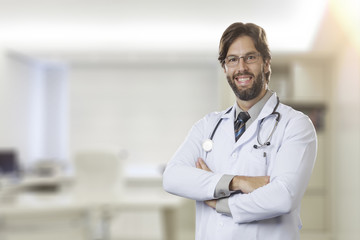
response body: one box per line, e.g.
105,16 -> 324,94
223,53 -> 261,67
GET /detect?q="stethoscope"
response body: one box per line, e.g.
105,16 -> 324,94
202,97 -> 281,153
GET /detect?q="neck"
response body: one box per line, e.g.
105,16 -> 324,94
236,88 -> 267,112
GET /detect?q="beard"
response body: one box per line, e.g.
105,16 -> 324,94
226,68 -> 265,101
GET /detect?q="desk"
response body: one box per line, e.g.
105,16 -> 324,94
19,175 -> 74,188
0,184 -> 183,240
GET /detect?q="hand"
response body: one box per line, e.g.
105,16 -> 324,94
196,158 -> 212,172
230,175 -> 270,194
205,199 -> 216,209
196,157 -> 269,194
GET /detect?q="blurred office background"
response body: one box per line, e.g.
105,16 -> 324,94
0,0 -> 359,239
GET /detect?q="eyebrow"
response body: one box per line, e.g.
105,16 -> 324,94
226,51 -> 258,57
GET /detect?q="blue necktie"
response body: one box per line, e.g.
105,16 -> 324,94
234,112 -> 250,141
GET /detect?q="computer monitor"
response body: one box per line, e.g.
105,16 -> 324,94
0,150 -> 20,176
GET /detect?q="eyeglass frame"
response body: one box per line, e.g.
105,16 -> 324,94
222,52 -> 262,67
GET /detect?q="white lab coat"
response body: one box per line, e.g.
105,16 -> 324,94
163,93 -> 317,240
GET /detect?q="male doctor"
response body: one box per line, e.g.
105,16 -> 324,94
163,22 -> 317,240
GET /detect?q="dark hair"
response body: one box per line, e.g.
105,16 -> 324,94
218,22 -> 271,81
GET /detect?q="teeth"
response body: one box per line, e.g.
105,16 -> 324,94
237,77 -> 250,82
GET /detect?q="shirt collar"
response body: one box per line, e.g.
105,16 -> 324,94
235,90 -> 273,126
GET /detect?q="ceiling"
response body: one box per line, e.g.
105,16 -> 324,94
0,0 -> 347,60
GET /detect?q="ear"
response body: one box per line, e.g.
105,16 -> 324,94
263,59 -> 270,74
223,65 -> 228,73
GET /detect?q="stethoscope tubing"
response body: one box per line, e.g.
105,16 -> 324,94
210,107 -> 232,140
254,97 -> 280,149
203,97 -> 280,152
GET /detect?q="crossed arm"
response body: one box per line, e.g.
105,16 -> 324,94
196,157 -> 270,209
164,114 -> 317,223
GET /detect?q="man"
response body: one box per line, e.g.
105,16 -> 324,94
163,22 -> 317,240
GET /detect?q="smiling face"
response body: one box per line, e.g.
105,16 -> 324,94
224,35 -> 270,107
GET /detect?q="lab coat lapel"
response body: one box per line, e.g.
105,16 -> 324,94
256,93 -> 278,121
233,121 -> 256,148
220,104 -> 237,142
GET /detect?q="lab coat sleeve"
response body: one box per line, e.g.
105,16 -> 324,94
228,113 -> 317,223
163,115 -> 224,201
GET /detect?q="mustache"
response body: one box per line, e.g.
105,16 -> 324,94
234,71 -> 254,78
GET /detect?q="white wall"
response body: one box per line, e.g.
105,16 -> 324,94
69,57 -> 220,166
0,50 -> 221,171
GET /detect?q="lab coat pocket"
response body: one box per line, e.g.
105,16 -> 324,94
246,147 -> 269,176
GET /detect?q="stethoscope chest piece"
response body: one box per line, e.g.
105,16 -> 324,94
202,139 -> 213,152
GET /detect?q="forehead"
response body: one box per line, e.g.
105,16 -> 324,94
227,36 -> 257,56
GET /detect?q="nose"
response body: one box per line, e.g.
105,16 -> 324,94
237,57 -> 248,72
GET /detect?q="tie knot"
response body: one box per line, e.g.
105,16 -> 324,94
236,112 -> 250,123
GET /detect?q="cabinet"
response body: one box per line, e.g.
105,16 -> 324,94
270,55 -> 331,239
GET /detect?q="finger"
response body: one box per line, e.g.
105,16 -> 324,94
198,158 -> 210,171
205,199 -> 216,209
265,176 -> 270,183
198,158 -> 205,169
196,158 -> 203,169
198,158 -> 205,165
195,160 -> 200,169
